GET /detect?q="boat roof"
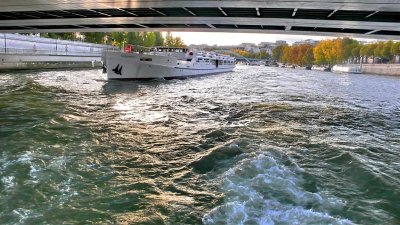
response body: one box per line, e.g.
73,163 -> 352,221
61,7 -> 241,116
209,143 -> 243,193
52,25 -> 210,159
153,46 -> 188,49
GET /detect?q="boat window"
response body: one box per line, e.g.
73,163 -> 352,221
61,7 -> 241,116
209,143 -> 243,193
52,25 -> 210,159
140,58 -> 152,61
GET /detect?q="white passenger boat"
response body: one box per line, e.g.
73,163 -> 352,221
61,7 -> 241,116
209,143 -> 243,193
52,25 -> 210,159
332,64 -> 362,74
311,65 -> 331,72
103,45 -> 235,79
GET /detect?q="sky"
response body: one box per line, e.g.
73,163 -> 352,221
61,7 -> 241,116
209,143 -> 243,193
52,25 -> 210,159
171,31 -> 378,46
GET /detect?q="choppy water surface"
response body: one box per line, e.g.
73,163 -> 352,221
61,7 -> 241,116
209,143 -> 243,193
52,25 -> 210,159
0,66 -> 399,224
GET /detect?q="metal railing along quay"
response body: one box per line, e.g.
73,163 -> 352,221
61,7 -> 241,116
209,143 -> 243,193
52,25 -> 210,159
0,33 -> 118,58
0,47 -> 105,57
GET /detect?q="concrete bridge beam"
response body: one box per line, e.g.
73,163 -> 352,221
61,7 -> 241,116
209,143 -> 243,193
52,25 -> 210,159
0,1 -> 398,38
1,0 -> 400,12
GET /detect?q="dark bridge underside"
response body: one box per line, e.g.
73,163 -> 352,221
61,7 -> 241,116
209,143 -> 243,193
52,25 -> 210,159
2,8 -> 399,23
0,3 -> 399,38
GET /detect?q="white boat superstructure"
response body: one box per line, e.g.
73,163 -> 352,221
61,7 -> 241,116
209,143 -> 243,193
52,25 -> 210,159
332,64 -> 362,74
103,46 -> 235,79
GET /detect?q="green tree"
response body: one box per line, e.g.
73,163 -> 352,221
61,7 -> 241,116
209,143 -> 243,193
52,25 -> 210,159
272,44 -> 287,62
258,50 -> 270,59
381,40 -> 393,60
351,45 -> 361,58
126,32 -> 140,45
164,32 -> 185,47
164,32 -> 174,46
154,32 -> 164,46
373,42 -> 384,58
172,36 -> 185,47
342,37 -> 359,61
122,32 -> 173,47
110,32 -> 125,47
83,32 -> 105,44
143,32 -> 156,47
391,42 -> 400,56
360,45 -> 368,57
366,44 -> 375,57
41,33 -> 78,41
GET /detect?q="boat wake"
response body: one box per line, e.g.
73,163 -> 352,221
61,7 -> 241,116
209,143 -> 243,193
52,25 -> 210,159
203,150 -> 354,225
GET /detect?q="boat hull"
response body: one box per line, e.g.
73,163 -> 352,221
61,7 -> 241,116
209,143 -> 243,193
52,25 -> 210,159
105,51 -> 235,79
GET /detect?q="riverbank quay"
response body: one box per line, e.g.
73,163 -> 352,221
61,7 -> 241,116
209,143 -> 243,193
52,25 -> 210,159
332,64 -> 400,76
0,54 -> 103,71
0,33 -> 117,71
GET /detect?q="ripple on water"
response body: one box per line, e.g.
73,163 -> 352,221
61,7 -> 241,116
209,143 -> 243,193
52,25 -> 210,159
0,66 -> 399,224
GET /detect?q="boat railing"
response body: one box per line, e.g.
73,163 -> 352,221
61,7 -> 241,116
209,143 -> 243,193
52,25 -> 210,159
177,60 -> 193,67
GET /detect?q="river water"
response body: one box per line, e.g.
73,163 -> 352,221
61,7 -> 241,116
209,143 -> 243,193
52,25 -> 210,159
0,66 -> 399,224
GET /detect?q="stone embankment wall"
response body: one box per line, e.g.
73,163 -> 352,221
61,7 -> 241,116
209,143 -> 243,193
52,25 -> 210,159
334,64 -> 400,76
0,54 -> 103,71
0,61 -> 102,71
360,64 -> 400,76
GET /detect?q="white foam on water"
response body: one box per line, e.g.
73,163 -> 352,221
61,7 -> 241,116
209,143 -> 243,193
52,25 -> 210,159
1,176 -> 15,191
12,208 -> 32,224
203,153 -> 354,225
57,176 -> 79,206
16,151 -> 33,163
16,151 -> 40,182
48,156 -> 67,170
11,208 -> 43,224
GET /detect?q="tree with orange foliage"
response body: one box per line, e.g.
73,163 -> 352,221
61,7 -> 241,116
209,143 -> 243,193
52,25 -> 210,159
313,38 -> 345,65
274,38 -> 398,65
